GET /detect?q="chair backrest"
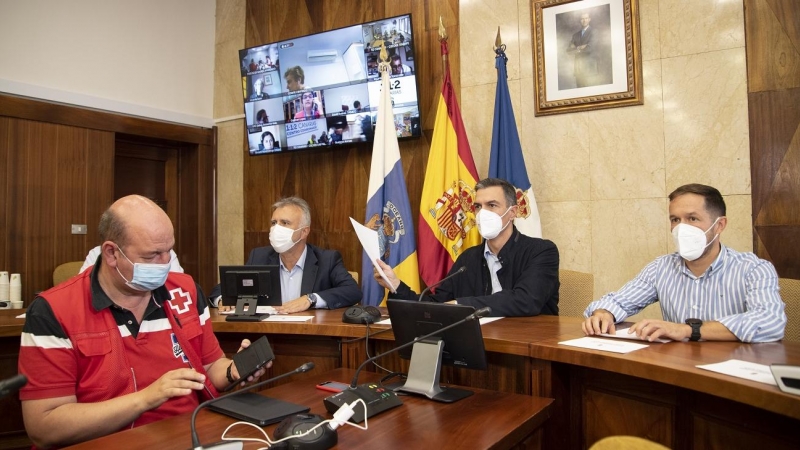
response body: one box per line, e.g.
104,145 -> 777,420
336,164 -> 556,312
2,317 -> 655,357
590,436 -> 669,450
348,270 -> 359,284
53,261 -> 84,286
558,269 -> 594,317
779,278 -> 800,342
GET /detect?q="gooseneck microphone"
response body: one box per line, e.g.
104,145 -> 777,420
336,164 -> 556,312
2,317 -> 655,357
417,266 -> 467,302
190,362 -> 315,450
0,374 -> 27,399
323,307 -> 491,423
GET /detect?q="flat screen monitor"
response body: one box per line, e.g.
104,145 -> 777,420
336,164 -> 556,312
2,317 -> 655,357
238,13 -> 421,156
386,299 -> 487,402
219,265 -> 281,307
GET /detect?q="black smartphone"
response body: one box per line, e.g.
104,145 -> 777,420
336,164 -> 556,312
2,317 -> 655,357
315,381 -> 350,393
223,335 -> 274,392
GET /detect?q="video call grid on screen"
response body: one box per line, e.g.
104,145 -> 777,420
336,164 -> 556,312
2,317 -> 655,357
239,13 -> 421,155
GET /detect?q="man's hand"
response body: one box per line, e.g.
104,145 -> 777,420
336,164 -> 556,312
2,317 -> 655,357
274,296 -> 312,314
229,339 -> 271,388
140,368 -> 207,410
373,259 -> 399,291
628,319 -> 690,342
582,309 -> 616,336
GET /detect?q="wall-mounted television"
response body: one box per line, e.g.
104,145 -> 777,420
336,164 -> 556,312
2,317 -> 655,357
239,14 -> 421,156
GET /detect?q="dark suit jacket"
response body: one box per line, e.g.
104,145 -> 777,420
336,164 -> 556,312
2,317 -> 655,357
209,244 -> 362,309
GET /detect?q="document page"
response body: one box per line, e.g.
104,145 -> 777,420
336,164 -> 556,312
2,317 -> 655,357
349,217 -> 396,293
559,337 -> 649,354
600,327 -> 670,343
696,359 -> 777,386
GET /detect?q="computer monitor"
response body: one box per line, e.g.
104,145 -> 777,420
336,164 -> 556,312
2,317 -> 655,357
386,299 -> 487,402
219,265 -> 281,307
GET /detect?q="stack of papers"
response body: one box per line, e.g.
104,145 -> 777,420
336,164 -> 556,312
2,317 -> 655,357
600,327 -> 670,343
696,359 -> 777,386
559,337 -> 649,354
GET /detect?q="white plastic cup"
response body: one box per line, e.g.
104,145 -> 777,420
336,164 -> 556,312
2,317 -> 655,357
10,300 -> 23,309
0,271 -> 9,302
9,273 -> 21,303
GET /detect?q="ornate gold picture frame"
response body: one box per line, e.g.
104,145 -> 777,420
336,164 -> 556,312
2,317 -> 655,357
532,0 -> 642,115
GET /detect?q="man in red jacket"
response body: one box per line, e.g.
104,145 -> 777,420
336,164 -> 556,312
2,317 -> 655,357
19,195 -> 268,448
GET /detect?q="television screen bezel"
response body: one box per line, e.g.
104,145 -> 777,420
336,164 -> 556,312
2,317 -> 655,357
238,13 -> 421,156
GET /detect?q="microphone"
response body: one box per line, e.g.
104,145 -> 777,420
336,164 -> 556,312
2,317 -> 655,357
417,266 -> 466,302
323,306 -> 491,422
190,362 -> 315,450
0,374 -> 27,399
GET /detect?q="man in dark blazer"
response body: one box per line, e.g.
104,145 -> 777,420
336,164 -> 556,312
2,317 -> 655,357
566,12 -> 597,88
210,197 -> 361,312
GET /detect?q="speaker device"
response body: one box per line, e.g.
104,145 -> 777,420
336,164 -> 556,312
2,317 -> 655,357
342,305 -> 381,324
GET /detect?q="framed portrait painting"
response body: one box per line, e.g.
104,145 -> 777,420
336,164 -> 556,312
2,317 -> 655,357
532,0 -> 642,115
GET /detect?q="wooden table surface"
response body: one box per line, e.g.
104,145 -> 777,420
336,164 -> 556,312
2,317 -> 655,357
63,368 -> 553,450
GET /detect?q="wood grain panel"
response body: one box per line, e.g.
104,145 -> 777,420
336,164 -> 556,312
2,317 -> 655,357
0,95 -> 214,303
0,94 -> 212,145
745,0 -> 800,278
242,0 -> 460,286
745,0 -> 800,92
583,388 -> 673,449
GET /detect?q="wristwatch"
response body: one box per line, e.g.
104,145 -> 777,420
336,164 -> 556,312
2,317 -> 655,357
685,318 -> 703,341
307,293 -> 318,308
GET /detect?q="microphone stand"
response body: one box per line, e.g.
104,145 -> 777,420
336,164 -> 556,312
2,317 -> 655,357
418,266 -> 466,302
323,307 -> 490,422
0,374 -> 27,399
190,362 -> 315,450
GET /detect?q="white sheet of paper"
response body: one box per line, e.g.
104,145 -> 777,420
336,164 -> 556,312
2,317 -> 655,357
377,316 -> 503,326
349,217 -> 395,293
219,306 -> 277,315
696,359 -> 777,386
559,337 -> 649,354
16,313 -> 26,319
600,327 -> 670,343
262,315 -> 314,322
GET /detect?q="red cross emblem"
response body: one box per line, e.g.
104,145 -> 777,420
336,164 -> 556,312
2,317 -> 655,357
168,288 -> 193,315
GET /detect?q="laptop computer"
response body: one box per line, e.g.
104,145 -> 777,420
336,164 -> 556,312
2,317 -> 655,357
206,392 -> 310,426
219,265 -> 282,307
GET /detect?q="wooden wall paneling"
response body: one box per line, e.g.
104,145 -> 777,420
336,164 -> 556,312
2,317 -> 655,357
0,118 -> 9,271
195,141 -> 217,296
84,132 -> 115,267
0,94 -> 212,146
242,0 -> 459,286
53,126 -> 90,274
745,0 -> 800,278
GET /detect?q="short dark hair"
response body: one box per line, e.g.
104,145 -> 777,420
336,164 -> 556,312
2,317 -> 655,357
261,131 -> 275,146
99,208 -> 127,247
284,66 -> 304,83
669,183 -> 726,217
475,178 -> 517,210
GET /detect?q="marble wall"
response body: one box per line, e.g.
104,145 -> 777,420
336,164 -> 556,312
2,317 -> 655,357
214,0 -> 752,317
214,0 -> 247,268
458,0 -> 751,317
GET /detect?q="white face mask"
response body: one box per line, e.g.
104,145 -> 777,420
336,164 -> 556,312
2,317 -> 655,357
671,217 -> 722,261
115,245 -> 172,292
476,207 -> 513,240
269,224 -> 306,254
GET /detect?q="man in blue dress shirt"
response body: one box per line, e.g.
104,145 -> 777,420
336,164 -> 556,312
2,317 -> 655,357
583,184 -> 786,343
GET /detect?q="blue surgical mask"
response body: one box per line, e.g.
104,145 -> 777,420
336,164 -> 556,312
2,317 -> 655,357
115,245 -> 172,292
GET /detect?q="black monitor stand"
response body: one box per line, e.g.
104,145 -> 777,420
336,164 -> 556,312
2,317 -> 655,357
393,338 -> 473,403
225,296 -> 270,322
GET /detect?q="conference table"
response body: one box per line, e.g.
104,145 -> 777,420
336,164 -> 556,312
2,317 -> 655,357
210,310 -> 800,450
63,368 -> 553,449
3,309 -> 800,449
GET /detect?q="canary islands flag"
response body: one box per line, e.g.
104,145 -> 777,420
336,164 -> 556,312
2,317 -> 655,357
489,47 -> 541,237
361,54 -> 420,305
417,40 -> 482,288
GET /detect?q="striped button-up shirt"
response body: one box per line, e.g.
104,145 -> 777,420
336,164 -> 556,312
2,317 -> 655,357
584,245 -> 786,342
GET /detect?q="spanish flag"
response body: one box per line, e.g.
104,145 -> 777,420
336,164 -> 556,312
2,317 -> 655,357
417,40 -> 482,288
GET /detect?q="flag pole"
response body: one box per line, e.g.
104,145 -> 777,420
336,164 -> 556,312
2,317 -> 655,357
438,16 -> 448,80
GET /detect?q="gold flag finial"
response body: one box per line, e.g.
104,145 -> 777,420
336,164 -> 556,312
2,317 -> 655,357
494,27 -> 502,49
438,16 -> 448,41
379,41 -> 388,63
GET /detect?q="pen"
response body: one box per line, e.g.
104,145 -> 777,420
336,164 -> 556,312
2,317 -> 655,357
173,314 -> 216,399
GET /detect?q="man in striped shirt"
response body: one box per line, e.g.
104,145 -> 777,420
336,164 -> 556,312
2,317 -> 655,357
583,184 -> 786,343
